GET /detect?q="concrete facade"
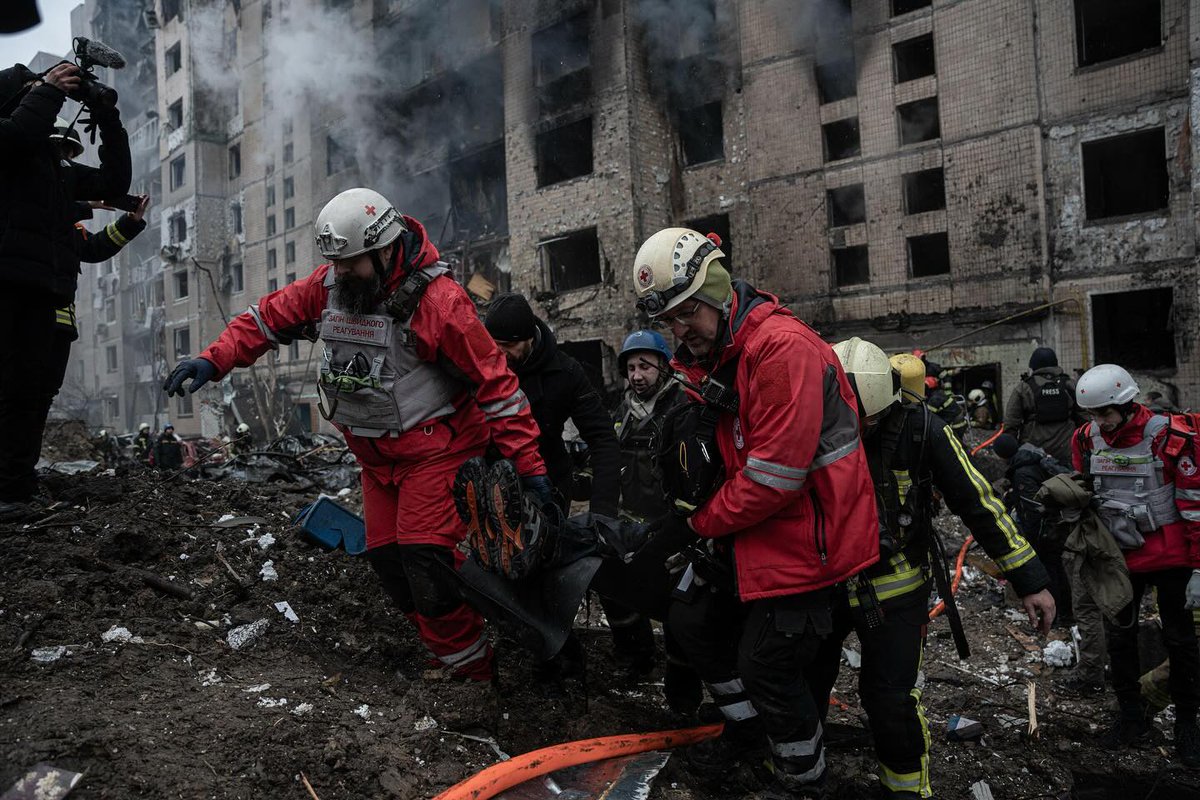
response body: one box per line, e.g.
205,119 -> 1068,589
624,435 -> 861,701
68,0 -> 1200,436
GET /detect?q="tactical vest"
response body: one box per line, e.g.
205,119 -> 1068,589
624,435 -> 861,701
1025,373 -> 1071,424
615,384 -> 679,521
316,263 -> 461,437
1088,414 -> 1181,550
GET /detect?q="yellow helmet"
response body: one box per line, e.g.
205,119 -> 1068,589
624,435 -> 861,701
889,353 -> 926,401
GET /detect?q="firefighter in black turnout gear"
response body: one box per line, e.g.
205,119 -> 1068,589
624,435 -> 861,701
806,338 -> 1057,799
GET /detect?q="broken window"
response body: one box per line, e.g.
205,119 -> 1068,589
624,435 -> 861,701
1092,288 -> 1176,370
284,207 -> 295,228
230,261 -> 244,293
166,42 -> 182,75
106,346 -> 118,373
534,12 -> 590,86
176,393 -> 192,417
827,184 -> 866,227
267,249 -> 277,270
907,232 -> 950,277
228,144 -> 240,179
169,211 -> 187,242
283,142 -> 294,164
533,11 -> 591,116
449,141 -> 508,239
174,269 -> 188,299
170,155 -> 186,190
167,99 -> 183,129
685,213 -> 732,269
832,245 -> 870,287
678,101 -> 724,166
266,185 -> 275,207
823,118 -> 861,162
283,176 -> 294,199
1075,0 -> 1160,67
174,327 -> 190,358
891,0 -> 931,15
266,215 -> 276,236
326,134 -> 354,176
1082,128 -> 1169,220
543,227 -> 601,292
268,278 -> 278,293
536,117 -> 593,187
897,97 -> 940,145
162,0 -> 180,22
231,202 -> 242,235
902,167 -> 945,214
815,54 -> 857,104
893,33 -> 935,83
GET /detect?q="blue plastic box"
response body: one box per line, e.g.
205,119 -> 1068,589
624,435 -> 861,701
292,497 -> 366,555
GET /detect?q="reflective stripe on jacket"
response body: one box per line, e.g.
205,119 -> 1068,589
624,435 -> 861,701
676,280 -> 879,601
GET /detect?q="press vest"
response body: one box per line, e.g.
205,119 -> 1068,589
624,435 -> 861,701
1025,373 -> 1071,424
317,263 -> 461,437
1088,414 -> 1182,550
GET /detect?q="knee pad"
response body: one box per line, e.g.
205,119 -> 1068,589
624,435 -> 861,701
365,544 -> 416,613
398,544 -> 464,619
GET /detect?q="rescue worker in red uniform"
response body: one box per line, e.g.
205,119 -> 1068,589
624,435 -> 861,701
631,228 -> 879,799
824,338 -> 1055,799
164,188 -> 549,682
1071,363 -> 1200,765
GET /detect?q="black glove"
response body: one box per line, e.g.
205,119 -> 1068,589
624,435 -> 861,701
521,474 -> 556,508
164,358 -> 217,396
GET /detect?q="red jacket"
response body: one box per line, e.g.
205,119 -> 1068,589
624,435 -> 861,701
676,282 -> 880,601
1071,403 -> 1200,572
199,216 -> 545,477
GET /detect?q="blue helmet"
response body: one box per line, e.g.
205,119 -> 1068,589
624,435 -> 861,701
619,330 -> 673,370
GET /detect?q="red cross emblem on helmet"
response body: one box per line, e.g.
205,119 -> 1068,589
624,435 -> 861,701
637,265 -> 653,288
365,205 -> 376,216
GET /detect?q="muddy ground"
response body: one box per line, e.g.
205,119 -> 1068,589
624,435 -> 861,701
3,429 -> 1200,799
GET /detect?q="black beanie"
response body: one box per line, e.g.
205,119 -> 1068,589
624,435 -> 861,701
1029,347 -> 1058,371
485,293 -> 538,342
992,433 -> 1019,460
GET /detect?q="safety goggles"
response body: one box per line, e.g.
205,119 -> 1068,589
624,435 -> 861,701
636,240 -> 717,317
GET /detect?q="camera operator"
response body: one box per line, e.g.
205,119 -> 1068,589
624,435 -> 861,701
0,60 -> 131,522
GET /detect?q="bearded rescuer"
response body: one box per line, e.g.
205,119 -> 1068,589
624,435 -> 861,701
632,228 -> 879,799
820,338 -> 1055,799
164,188 -> 549,682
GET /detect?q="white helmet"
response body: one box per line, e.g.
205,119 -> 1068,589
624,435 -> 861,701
833,337 -> 900,418
1076,364 -> 1140,408
314,188 -> 407,259
98,429 -> 108,438
139,422 -> 151,432
632,227 -> 726,317
967,388 -> 986,404
236,423 -> 251,435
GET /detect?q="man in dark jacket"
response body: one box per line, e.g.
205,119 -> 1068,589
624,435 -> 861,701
0,62 -> 131,520
485,293 -> 620,517
1003,347 -> 1085,464
154,424 -> 184,471
993,433 -> 1073,623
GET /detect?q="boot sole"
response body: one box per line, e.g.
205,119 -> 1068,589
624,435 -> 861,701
453,458 -> 494,569
487,460 -> 525,578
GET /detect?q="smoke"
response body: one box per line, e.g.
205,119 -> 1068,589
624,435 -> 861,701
186,2 -> 507,240
630,0 -> 730,109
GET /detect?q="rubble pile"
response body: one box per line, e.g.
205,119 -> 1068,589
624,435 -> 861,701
2,468 -> 1198,798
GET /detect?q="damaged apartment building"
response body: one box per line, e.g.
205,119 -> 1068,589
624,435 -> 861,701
68,0 -> 1200,436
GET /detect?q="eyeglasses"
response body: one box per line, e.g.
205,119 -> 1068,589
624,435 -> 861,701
651,300 -> 703,331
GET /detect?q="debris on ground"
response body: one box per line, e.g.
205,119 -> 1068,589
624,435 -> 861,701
4,466 -> 1200,798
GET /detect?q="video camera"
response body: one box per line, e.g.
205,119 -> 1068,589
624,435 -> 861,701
61,36 -> 125,111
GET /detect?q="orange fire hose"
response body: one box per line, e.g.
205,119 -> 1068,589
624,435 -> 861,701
929,535 -> 973,620
432,723 -> 724,800
970,424 -> 1005,456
